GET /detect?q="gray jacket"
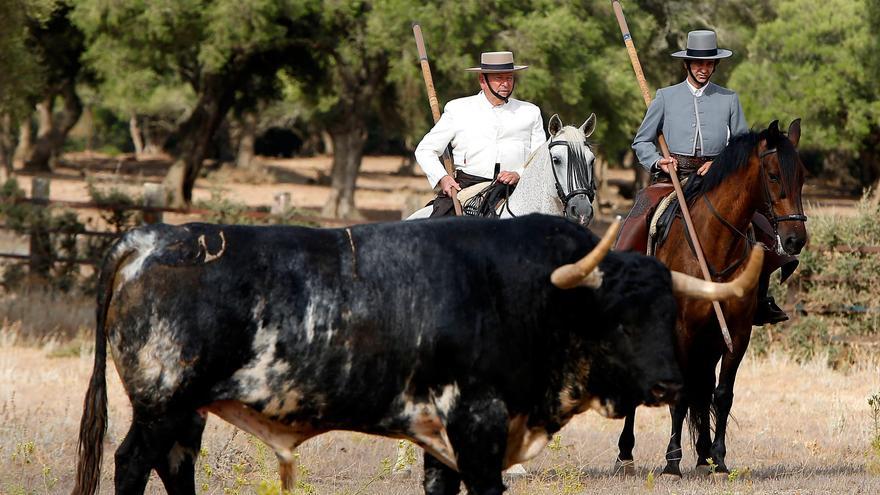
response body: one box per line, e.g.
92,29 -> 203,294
632,81 -> 748,170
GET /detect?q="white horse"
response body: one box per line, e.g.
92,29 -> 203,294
406,113 -> 598,226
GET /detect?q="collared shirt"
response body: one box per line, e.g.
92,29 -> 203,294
415,91 -> 545,188
632,81 -> 748,170
685,78 -> 706,97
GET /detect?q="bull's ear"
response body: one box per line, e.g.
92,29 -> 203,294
787,118 -> 801,148
579,113 -> 596,138
548,114 -> 563,136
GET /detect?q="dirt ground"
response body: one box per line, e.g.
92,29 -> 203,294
0,343 -> 878,494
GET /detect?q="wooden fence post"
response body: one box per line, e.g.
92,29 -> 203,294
272,192 -> 291,215
29,177 -> 52,278
143,183 -> 165,224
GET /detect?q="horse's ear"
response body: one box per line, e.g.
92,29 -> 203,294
787,118 -> 801,148
579,113 -> 597,138
548,114 -> 563,136
768,120 -> 780,136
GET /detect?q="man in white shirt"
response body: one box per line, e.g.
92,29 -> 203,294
414,51 -> 545,217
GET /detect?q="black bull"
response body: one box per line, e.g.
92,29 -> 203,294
73,215 -> 754,495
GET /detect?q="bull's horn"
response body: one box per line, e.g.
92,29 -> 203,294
671,246 -> 764,300
551,217 -> 621,289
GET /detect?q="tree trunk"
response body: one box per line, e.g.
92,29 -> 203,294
322,122 -> 367,219
162,73 -> 236,206
24,82 -> 82,172
0,113 -> 16,181
236,111 -> 258,169
130,112 -> 144,156
321,130 -> 334,156
14,116 -> 32,167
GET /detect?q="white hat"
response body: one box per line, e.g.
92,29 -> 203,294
465,51 -> 529,73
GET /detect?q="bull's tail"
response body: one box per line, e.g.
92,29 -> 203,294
72,242 -> 134,495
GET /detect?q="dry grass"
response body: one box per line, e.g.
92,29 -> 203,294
0,326 -> 878,494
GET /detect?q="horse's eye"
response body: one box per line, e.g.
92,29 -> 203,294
552,156 -> 561,165
768,173 -> 780,183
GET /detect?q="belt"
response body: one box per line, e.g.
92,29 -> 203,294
670,153 -> 714,170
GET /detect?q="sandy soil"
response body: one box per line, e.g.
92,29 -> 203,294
0,343 -> 878,494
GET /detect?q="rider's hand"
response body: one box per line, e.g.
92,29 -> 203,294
697,160 -> 713,176
497,171 -> 520,185
657,156 -> 678,174
439,175 -> 461,196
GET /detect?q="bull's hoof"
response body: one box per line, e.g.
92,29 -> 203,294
613,458 -> 636,476
391,466 -> 413,478
502,463 -> 528,482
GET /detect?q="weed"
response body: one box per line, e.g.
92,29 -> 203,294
645,469 -> 655,490
869,392 -> 880,474
548,433 -> 563,452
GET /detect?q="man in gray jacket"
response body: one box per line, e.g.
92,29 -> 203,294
632,30 -> 747,180
620,30 -> 793,325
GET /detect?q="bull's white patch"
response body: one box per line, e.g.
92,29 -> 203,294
504,415 -> 552,467
117,230 -> 159,286
397,384 -> 461,470
135,315 -> 184,395
231,300 -> 291,404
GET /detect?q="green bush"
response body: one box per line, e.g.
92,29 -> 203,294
764,193 -> 880,367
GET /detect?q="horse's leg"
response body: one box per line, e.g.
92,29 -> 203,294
614,407 -> 637,476
710,338 -> 750,474
691,358 -> 718,474
661,399 -> 688,478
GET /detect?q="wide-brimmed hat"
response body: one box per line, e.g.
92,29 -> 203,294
465,51 -> 528,73
671,30 -> 732,60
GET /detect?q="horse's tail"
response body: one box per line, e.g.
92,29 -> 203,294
685,401 -> 719,464
73,240 -> 134,495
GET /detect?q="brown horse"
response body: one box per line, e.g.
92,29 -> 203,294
614,119 -> 808,477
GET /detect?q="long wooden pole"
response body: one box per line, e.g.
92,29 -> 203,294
612,1 -> 733,352
413,23 -> 462,216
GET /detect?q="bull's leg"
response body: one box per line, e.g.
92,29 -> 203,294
155,412 -> 207,495
115,413 -> 177,494
447,396 -> 508,495
710,345 -> 748,474
423,452 -> 462,495
661,400 -> 688,478
614,407 -> 637,476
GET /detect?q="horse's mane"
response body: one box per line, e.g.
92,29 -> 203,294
683,127 -> 799,202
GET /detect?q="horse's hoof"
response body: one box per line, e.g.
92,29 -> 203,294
613,458 -> 636,476
694,465 -> 714,477
659,471 -> 682,481
710,472 -> 729,483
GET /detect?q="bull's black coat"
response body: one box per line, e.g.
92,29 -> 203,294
75,214 -> 681,495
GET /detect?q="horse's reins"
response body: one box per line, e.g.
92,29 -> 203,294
698,147 -> 808,277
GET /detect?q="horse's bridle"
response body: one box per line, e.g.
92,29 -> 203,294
547,140 -> 596,209
701,147 -> 808,276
